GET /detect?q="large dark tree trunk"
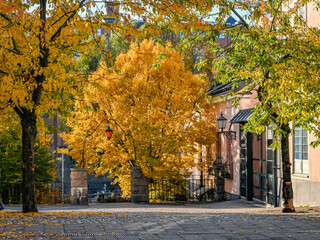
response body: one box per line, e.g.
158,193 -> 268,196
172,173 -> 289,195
15,0 -> 48,212
21,110 -> 38,212
14,1 -> 47,210
280,123 -> 295,212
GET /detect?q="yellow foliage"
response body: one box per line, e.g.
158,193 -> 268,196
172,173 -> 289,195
62,39 -> 216,196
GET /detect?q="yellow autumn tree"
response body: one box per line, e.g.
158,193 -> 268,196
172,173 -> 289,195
62,39 -> 216,196
0,1 -> 107,212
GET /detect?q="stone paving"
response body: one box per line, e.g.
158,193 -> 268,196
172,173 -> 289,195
1,199 -> 319,240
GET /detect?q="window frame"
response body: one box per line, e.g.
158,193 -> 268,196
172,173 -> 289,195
293,126 -> 309,175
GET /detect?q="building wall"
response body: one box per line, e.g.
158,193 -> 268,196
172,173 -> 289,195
307,2 -> 320,27
210,86 -> 320,206
212,92 -> 259,197
292,177 -> 320,207
208,2 -> 320,206
290,132 -> 320,207
212,98 -> 239,196
288,0 -> 320,207
309,134 -> 320,182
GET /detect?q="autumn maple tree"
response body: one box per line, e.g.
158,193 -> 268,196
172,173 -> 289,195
62,39 -> 216,196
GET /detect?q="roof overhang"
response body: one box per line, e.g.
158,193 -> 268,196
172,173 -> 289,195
230,108 -> 253,123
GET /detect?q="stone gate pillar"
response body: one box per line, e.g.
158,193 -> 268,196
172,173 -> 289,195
70,168 -> 88,205
131,166 -> 149,203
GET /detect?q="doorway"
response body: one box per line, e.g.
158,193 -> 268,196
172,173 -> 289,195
239,126 -> 280,206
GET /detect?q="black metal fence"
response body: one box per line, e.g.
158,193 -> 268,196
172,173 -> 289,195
0,177 -> 216,204
149,176 -> 215,202
0,182 -> 70,204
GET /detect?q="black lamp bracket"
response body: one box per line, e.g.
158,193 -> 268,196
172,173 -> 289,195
221,130 -> 237,140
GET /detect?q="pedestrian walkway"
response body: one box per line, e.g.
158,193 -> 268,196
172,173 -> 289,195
1,199 -> 319,239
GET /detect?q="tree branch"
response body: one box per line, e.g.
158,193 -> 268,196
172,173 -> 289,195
0,12 -> 11,23
231,7 -> 249,30
49,0 -> 87,42
0,44 -> 23,55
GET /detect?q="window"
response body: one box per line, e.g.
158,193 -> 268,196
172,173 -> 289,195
293,127 -> 308,174
293,0 -> 306,20
297,4 -> 306,20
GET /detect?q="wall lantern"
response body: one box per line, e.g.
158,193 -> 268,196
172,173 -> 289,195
217,112 -> 236,140
217,113 -> 227,131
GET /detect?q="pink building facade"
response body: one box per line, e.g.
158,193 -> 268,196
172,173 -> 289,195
287,1 -> 320,207
209,84 -> 320,207
209,86 -> 283,206
204,2 -> 320,207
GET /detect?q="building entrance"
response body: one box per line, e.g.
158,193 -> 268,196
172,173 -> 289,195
239,126 -> 281,206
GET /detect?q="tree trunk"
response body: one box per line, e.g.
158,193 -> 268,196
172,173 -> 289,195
21,111 -> 38,213
0,168 -> 4,210
280,123 -> 295,212
16,0 -> 47,213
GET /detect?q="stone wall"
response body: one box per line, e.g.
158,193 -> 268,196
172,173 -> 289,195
292,177 -> 320,207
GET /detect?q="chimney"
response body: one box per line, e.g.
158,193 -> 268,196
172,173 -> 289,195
105,2 -> 120,16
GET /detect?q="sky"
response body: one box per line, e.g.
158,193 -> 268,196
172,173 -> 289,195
26,1 -> 249,25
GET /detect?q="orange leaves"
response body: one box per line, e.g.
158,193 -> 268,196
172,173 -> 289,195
0,1 -> 23,19
121,13 -> 131,23
172,4 -> 178,12
63,39 -> 213,196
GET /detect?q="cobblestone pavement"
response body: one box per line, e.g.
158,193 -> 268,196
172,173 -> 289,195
1,199 -> 320,240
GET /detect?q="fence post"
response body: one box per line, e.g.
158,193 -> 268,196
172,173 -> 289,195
214,162 -> 225,201
0,168 -> 4,210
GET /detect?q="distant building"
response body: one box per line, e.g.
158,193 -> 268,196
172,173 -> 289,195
42,2 -> 123,198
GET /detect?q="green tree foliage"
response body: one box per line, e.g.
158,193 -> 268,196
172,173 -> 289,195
78,34 -> 130,74
208,0 -> 320,212
0,112 -> 56,183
